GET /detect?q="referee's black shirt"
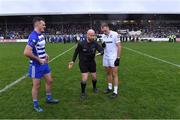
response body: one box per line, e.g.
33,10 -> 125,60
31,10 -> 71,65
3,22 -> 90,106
72,39 -> 104,63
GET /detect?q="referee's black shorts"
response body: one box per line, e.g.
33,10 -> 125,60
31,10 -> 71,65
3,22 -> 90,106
79,60 -> 96,73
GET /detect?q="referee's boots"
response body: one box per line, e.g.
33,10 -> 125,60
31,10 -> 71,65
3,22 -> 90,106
81,81 -> 87,99
80,92 -> 87,99
93,88 -> 99,93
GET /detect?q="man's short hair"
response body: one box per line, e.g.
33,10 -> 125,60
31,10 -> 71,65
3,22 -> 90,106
101,22 -> 109,28
33,17 -> 45,25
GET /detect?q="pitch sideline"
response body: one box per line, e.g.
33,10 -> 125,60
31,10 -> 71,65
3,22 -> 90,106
124,47 -> 180,68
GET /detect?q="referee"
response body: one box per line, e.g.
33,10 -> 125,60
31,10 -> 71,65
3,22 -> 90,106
68,29 -> 104,99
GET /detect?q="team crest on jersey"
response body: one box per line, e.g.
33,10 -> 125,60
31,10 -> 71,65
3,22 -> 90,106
91,48 -> 96,53
83,48 -> 87,52
38,35 -> 45,41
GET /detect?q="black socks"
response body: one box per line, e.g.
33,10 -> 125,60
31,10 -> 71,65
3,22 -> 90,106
81,80 -> 97,93
92,79 -> 97,89
81,80 -> 86,93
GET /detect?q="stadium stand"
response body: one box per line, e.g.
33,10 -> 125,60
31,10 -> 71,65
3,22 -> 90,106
0,14 -> 180,42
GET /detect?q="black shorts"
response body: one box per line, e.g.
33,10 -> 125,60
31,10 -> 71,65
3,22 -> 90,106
79,61 -> 96,73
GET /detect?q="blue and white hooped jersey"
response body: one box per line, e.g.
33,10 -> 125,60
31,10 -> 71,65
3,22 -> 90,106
27,30 -> 46,66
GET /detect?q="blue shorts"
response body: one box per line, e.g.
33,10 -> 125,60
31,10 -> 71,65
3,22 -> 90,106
28,63 -> 51,79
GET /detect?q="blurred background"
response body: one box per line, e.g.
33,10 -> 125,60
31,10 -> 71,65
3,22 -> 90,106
0,0 -> 180,43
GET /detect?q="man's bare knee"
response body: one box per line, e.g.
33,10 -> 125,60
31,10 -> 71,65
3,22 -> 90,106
44,73 -> 53,84
46,82 -> 52,86
106,68 -> 112,76
82,73 -> 88,81
112,67 -> 118,77
33,83 -> 40,90
91,73 -> 97,80
46,78 -> 53,85
33,79 -> 40,89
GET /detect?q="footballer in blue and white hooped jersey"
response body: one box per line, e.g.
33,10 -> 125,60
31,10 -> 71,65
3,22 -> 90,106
24,17 -> 59,113
27,30 -> 51,79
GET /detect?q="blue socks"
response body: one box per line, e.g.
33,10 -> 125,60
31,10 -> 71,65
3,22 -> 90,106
33,93 -> 52,108
33,99 -> 39,108
46,93 -> 52,101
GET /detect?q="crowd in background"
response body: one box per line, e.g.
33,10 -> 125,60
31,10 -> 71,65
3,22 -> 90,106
0,22 -> 180,41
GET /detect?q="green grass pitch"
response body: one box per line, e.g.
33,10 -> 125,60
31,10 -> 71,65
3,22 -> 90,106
0,42 -> 180,119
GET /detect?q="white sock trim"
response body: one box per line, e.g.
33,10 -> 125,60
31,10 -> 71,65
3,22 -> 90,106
108,83 -> 112,90
46,92 -> 52,95
113,86 -> 118,94
33,99 -> 38,102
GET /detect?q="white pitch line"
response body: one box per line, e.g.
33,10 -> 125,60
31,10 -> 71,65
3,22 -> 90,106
0,45 -> 76,93
124,47 -> 180,68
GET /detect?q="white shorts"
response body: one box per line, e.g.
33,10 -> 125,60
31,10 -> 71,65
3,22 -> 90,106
103,58 -> 116,67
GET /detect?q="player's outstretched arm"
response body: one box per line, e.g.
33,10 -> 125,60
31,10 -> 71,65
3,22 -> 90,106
95,41 -> 104,56
68,43 -> 80,69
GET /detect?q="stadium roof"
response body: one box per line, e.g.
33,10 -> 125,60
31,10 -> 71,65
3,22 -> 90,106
0,0 -> 180,16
